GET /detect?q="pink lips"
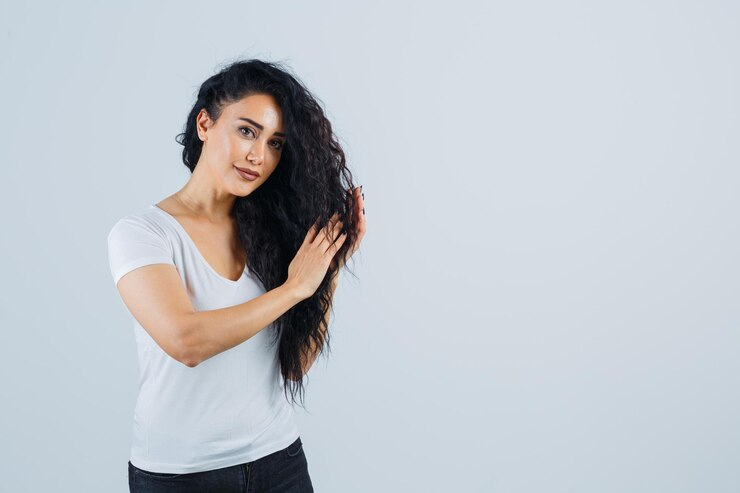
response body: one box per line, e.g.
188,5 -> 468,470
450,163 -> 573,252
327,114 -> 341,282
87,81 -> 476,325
234,166 -> 259,181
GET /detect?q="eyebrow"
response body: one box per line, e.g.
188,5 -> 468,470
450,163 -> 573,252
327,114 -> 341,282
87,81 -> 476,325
238,117 -> 286,138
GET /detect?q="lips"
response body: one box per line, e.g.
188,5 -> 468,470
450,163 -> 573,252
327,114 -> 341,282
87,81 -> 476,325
234,166 -> 260,177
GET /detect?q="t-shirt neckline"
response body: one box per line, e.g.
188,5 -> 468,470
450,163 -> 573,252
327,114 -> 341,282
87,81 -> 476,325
150,204 -> 248,285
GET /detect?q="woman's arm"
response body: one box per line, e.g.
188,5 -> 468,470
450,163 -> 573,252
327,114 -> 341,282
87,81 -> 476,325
116,264 -> 308,367
116,214 -> 348,368
180,280 -> 308,366
190,273 -> 338,373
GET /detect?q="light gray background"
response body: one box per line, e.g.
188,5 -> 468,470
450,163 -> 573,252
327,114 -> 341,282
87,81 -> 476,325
1,1 -> 738,492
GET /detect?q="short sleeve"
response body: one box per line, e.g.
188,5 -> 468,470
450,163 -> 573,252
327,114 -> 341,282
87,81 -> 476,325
107,216 -> 176,286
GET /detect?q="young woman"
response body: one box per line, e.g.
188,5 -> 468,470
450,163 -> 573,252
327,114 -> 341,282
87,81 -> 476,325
107,59 -> 366,492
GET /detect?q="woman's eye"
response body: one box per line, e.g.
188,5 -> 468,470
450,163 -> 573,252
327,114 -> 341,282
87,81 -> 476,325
240,127 -> 282,150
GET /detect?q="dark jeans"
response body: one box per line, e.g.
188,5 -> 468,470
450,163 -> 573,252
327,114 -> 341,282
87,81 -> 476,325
128,436 -> 314,492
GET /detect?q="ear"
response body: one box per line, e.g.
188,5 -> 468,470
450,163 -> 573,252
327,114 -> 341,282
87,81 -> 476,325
196,108 -> 213,142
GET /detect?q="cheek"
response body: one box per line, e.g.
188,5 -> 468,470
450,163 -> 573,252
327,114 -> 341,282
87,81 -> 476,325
264,159 -> 281,177
207,135 -> 235,159
215,132 -> 246,155
229,138 -> 250,156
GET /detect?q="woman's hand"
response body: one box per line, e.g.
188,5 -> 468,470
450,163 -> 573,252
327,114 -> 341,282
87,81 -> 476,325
286,212 -> 348,300
331,186 -> 366,272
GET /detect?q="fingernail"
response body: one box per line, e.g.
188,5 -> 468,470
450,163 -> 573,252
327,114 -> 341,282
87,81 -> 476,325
362,207 -> 365,215
360,185 -> 363,191
361,192 -> 364,199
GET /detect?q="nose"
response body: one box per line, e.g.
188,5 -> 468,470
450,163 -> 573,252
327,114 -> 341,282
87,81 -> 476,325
248,140 -> 266,165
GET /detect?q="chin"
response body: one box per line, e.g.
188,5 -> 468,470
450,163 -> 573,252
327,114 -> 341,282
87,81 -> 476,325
234,186 -> 255,197
236,180 -> 261,194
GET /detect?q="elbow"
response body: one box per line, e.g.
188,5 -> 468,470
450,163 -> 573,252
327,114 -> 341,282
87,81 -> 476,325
179,351 -> 199,368
175,314 -> 201,368
177,341 -> 200,368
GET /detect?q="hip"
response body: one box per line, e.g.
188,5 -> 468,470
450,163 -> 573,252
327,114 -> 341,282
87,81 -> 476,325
128,436 -> 313,492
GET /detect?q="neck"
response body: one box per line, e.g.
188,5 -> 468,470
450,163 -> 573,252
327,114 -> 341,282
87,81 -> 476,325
175,164 -> 236,221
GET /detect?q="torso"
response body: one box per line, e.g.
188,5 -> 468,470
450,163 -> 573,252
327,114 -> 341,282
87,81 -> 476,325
155,196 -> 247,282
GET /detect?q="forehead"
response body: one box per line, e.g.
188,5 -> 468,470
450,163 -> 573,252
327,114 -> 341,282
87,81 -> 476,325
225,94 -> 283,129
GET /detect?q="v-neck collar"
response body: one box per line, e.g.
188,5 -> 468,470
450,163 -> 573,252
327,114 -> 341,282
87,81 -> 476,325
150,204 -> 247,285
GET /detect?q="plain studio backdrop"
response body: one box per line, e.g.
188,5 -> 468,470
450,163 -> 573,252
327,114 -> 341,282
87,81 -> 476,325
1,1 -> 738,492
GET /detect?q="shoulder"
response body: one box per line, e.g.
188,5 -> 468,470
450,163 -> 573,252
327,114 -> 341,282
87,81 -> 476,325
109,207 -> 170,238
106,207 -> 177,285
107,207 -> 177,255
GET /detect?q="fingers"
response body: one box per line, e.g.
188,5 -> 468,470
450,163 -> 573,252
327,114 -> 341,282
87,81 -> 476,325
348,185 -> 366,243
304,212 -> 341,251
347,186 -> 364,221
326,228 -> 348,258
306,185 -> 364,246
356,186 -> 365,232
319,214 -> 345,253
305,213 -> 339,245
323,185 -> 365,270
303,217 -> 321,246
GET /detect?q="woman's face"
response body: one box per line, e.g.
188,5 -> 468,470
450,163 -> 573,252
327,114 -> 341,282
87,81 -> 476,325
196,93 -> 286,195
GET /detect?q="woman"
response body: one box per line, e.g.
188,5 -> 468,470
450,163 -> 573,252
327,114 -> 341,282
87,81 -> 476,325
107,58 -> 365,492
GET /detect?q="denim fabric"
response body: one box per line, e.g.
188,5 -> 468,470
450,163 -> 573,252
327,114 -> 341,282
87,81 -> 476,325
128,436 -> 314,492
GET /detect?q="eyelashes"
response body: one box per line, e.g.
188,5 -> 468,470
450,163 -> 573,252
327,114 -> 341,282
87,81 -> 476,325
238,127 -> 283,150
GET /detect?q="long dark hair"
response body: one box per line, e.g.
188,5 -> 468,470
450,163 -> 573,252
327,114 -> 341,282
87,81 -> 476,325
175,58 -> 359,408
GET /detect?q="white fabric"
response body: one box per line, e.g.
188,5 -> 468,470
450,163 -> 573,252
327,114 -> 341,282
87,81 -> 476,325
107,204 -> 300,474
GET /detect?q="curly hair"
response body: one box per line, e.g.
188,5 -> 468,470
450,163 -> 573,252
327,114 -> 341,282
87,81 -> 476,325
175,58 -> 359,409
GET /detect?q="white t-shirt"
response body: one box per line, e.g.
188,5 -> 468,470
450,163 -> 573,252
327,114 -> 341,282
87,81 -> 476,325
107,204 -> 300,474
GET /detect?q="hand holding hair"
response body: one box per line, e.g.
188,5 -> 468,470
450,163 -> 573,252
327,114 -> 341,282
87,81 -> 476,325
286,212 -> 348,300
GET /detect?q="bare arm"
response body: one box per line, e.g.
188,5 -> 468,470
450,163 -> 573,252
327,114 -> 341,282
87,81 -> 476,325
115,213 -> 347,368
116,263 -> 307,368
182,281 -> 307,366
180,214 -> 349,367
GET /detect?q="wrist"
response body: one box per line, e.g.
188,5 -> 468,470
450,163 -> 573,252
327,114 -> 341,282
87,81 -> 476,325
282,280 -> 310,303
